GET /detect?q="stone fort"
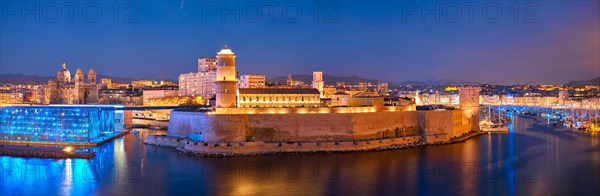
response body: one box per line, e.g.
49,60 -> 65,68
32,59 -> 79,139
165,47 -> 481,146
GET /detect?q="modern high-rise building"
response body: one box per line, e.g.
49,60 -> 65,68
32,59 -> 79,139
179,57 -> 218,98
238,74 -> 266,88
312,71 -> 324,98
198,57 -> 217,72
178,71 -> 217,97
215,47 -> 238,108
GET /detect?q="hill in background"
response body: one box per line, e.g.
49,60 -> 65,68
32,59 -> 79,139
564,77 -> 600,87
0,74 -> 173,84
267,74 -> 381,85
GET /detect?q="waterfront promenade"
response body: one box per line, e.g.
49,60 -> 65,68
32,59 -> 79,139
0,145 -> 95,159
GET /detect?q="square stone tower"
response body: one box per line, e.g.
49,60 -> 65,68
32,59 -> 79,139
459,86 -> 481,132
312,71 -> 324,98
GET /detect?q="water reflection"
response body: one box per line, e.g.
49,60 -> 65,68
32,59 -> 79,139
1,116 -> 600,195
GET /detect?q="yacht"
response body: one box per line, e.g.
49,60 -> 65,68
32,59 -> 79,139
480,105 -> 509,132
480,120 -> 509,132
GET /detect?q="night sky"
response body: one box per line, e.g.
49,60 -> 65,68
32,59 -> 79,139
0,0 -> 598,85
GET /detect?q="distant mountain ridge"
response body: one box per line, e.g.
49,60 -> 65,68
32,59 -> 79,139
0,74 -> 51,84
401,78 -> 467,86
564,77 -> 600,87
267,74 -> 381,84
268,75 -> 473,86
3,73 -> 597,86
0,74 -> 174,84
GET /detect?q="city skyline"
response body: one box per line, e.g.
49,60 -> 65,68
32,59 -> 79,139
1,1 -> 599,85
1,53 -> 598,86
1,1 -> 600,195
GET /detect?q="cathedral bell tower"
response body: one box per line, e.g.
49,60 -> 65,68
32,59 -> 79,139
215,46 -> 238,108
74,67 -> 84,84
88,68 -> 96,83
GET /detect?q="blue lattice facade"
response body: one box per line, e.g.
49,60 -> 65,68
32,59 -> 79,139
0,105 -> 124,143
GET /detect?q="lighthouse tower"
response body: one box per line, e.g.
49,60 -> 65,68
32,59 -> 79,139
215,46 -> 238,108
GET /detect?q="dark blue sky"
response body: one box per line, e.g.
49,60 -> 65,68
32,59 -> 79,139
1,0 -> 598,84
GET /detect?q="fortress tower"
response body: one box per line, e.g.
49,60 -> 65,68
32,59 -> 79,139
459,86 -> 481,132
312,71 -> 324,98
215,46 -> 238,108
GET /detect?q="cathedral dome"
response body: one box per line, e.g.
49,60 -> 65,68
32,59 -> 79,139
88,67 -> 96,75
57,63 -> 71,83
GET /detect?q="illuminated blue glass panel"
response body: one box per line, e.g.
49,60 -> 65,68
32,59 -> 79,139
0,105 -> 121,143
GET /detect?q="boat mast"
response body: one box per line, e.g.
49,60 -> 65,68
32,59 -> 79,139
488,105 -> 491,121
498,105 -> 501,122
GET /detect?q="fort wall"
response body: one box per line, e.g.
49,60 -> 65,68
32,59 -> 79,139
161,106 -> 479,155
418,110 -> 473,143
168,106 -> 424,143
351,111 -> 420,140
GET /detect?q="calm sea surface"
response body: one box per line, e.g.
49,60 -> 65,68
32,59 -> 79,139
1,115 -> 599,195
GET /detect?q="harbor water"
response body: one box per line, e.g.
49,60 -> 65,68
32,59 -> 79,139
1,114 -> 599,195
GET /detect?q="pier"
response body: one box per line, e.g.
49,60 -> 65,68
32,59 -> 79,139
0,145 -> 96,159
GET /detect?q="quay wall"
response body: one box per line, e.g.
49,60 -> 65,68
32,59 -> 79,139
144,135 -> 185,148
145,132 -> 482,156
175,135 -> 421,155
